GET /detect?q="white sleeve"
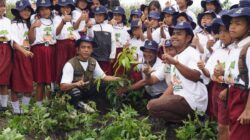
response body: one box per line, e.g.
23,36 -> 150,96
87,26 -> 94,38
246,48 -> 250,88
188,49 -> 202,73
72,10 -> 80,23
109,26 -> 116,59
152,65 -> 166,81
53,15 -> 63,28
94,62 -> 106,79
61,63 -> 74,84
10,24 -> 22,46
152,28 -> 161,44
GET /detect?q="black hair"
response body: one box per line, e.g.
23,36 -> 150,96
203,1 -> 222,14
13,8 -> 32,28
148,1 -> 161,13
57,5 -> 74,16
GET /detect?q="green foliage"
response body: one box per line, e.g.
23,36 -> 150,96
6,3 -> 15,20
176,112 -> 217,140
0,128 -> 24,140
67,105 -> 166,140
113,46 -> 139,76
106,79 -> 146,110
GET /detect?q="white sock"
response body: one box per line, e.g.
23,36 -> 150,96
11,101 -> 21,114
36,101 -> 42,107
51,83 -> 55,92
1,95 -> 8,107
22,96 -> 31,105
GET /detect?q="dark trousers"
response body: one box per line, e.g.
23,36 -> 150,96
148,95 -> 194,123
69,82 -> 110,113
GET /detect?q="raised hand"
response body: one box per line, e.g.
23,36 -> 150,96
197,55 -> 205,70
143,61 -> 155,76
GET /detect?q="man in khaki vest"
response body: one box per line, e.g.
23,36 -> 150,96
60,36 -> 120,112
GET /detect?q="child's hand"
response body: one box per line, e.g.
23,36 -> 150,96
191,34 -> 200,47
162,54 -> 179,65
22,49 -> 34,58
197,56 -> 205,70
206,39 -> 215,49
80,11 -> 89,21
86,20 -> 93,28
143,61 -> 155,76
219,88 -> 227,101
63,14 -> 72,23
214,60 -> 224,77
31,19 -> 41,28
110,18 -> 117,26
237,108 -> 250,125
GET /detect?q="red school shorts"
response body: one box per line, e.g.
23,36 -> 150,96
228,86 -> 250,140
0,43 -> 12,85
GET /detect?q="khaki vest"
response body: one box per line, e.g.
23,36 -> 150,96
68,56 -> 96,91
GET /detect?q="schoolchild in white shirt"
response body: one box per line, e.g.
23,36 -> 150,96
10,0 -> 34,114
54,0 -> 80,83
29,0 -> 57,106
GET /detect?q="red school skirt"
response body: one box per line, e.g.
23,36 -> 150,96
0,43 -> 12,85
228,86 -> 250,140
31,44 -> 55,84
11,50 -> 33,93
211,82 -> 229,125
55,39 -> 76,83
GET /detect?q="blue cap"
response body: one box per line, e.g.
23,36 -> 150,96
128,20 -> 141,35
140,40 -> 159,52
36,0 -> 53,9
239,0 -> 250,8
206,18 -> 224,34
55,0 -> 75,11
111,6 -> 125,15
162,7 -> 178,15
175,12 -> 196,29
76,36 -> 95,47
93,5 -> 107,15
148,11 -> 161,20
197,11 -> 217,28
164,40 -> 172,48
201,0 -> 222,9
222,7 -> 250,29
169,22 -> 194,37
11,0 -> 34,16
109,6 -> 127,24
230,4 -> 239,10
129,9 -> 142,23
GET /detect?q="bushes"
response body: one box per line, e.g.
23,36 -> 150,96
3,95 -> 165,140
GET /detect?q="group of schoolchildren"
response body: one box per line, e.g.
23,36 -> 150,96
0,0 -> 250,139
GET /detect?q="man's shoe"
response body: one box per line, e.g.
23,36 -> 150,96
0,106 -> 8,112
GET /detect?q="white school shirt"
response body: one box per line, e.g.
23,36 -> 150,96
138,57 -> 167,97
152,26 -> 171,45
204,46 -> 230,84
11,22 -> 30,48
113,24 -> 131,48
54,15 -> 80,40
61,60 -> 106,84
170,46 -> 208,112
0,17 -> 11,42
30,15 -> 56,46
72,8 -> 87,32
153,63 -> 172,86
224,36 -> 250,87
129,37 -> 145,62
87,23 -> 116,59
